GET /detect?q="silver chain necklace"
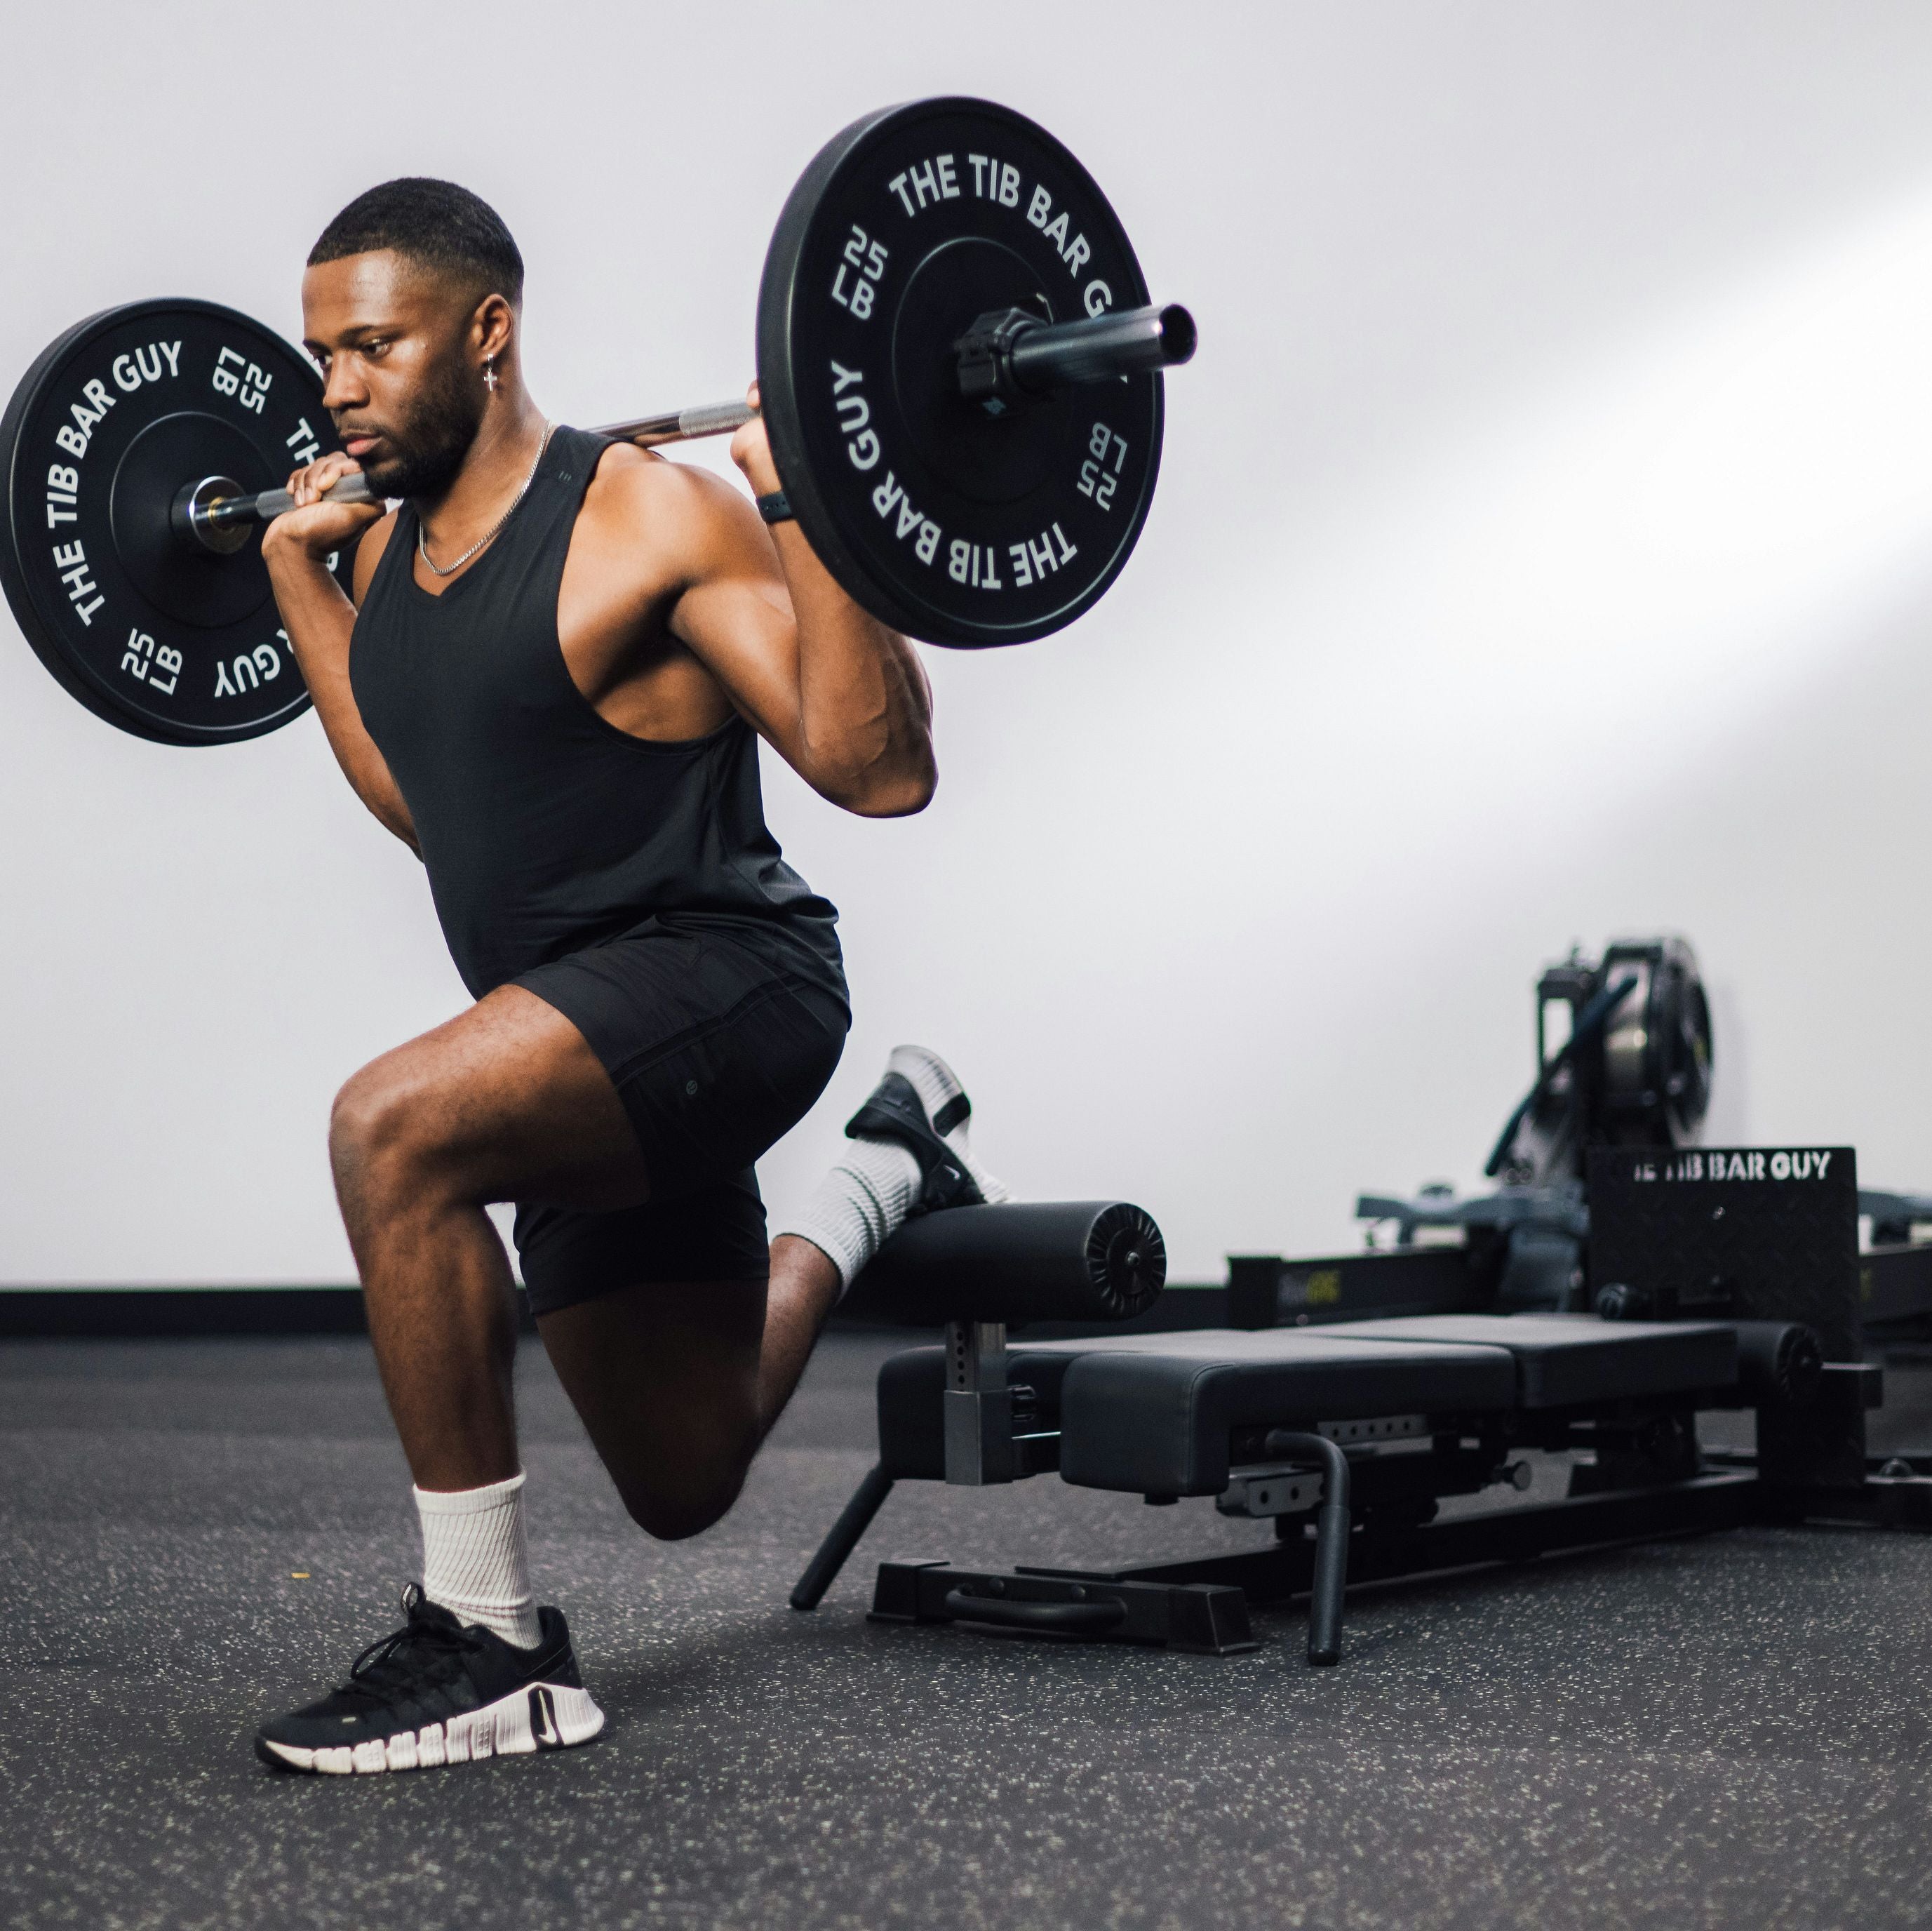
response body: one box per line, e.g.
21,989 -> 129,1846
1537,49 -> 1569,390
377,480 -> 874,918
417,420 -> 554,578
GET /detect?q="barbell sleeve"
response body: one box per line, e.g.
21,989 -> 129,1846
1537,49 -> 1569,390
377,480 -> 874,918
1009,302 -> 1197,392
190,300 -> 1194,540
200,472 -> 380,531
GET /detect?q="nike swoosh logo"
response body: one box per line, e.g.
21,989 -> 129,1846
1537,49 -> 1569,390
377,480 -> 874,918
530,1686 -> 560,1747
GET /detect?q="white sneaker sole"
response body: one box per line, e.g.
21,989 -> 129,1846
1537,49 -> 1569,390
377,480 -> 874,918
261,1681 -> 604,1775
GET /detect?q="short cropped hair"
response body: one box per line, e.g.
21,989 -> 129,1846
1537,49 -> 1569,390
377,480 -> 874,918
309,178 -> 524,303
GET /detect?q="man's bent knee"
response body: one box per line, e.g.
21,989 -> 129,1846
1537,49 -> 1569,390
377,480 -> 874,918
330,1061 -> 456,1212
610,1412 -> 760,1540
616,1461 -> 752,1542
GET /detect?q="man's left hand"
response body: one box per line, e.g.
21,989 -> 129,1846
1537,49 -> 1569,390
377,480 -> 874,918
729,382 -> 781,498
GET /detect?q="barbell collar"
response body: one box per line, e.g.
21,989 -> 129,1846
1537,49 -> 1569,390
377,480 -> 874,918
171,476 -> 252,555
958,302 -> 1196,412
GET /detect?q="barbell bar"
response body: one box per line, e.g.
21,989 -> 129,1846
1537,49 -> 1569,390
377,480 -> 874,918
179,300 -> 1195,550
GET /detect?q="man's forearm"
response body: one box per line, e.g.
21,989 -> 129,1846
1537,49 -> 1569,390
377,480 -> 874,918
263,542 -> 418,848
767,524 -> 935,817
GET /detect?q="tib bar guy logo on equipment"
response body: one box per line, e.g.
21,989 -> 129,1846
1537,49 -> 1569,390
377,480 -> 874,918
1630,1150 -> 1838,1185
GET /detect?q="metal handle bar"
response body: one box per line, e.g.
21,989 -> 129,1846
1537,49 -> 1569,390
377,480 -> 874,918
1261,1431 -> 1353,1666
941,1588 -> 1129,1633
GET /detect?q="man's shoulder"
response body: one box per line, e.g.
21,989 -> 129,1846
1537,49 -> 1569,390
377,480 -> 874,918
578,440 -> 761,561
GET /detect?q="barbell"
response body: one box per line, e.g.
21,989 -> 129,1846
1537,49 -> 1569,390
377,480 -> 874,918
180,300 -> 1195,540
0,96 -> 1195,746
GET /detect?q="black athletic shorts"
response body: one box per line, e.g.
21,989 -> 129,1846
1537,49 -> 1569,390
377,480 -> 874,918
509,916 -> 848,1317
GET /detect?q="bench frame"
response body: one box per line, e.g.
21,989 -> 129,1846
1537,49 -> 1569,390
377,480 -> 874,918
791,1321 -> 1932,1664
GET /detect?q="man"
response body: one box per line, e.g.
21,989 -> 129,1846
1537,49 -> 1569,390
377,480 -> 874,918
252,178 -> 1003,1775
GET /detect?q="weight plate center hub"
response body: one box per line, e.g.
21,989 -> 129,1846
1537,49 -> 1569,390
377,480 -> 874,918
109,412 -> 275,629
891,237 -> 1070,505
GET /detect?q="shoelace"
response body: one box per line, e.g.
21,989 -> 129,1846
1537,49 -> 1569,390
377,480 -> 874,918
338,1586 -> 487,1706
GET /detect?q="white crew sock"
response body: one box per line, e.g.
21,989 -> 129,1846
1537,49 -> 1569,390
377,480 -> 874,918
776,1045 -> 1012,1290
415,1471 -> 544,1649
779,1135 -> 923,1292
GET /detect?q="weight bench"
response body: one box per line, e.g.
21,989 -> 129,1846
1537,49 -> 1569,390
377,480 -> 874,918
796,1205 -> 1849,1665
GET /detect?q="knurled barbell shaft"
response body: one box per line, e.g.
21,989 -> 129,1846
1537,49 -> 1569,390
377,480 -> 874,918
193,402 -> 753,533
190,301 -> 1194,542
596,398 -> 760,448
196,401 -> 762,533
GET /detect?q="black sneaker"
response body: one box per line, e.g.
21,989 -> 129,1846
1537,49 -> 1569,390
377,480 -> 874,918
845,1069 -> 986,1213
255,1584 -> 603,1775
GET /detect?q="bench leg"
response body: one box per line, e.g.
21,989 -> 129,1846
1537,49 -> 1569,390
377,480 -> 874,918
791,1463 -> 895,1610
1267,1431 -> 1352,1665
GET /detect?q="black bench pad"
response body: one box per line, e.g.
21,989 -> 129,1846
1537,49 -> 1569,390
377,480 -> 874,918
876,1332 -> 1512,1488
1315,1314 -> 1738,1409
874,1316 -> 1742,1494
1055,1332 -> 1518,1496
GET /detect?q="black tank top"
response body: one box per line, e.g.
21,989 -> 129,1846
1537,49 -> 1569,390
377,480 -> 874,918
348,425 -> 845,1003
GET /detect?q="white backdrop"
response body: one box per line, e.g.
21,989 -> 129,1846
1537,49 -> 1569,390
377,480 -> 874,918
4,1 -> 1932,1284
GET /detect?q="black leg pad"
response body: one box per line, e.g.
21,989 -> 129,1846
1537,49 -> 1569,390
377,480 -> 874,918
843,1201 -> 1166,1325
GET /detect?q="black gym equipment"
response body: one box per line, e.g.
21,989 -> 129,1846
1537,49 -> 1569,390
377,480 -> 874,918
1283,937 -> 1932,1341
794,937 -> 1932,1669
1487,936 -> 1714,1187
840,1199 -> 1166,1328
1348,937 -> 1718,1320
2,99 -> 1195,741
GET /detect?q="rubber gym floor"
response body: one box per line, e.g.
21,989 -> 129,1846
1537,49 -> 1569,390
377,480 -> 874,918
6,1329 -> 1931,1930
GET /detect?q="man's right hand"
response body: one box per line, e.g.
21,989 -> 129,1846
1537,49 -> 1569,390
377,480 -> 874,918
260,451 -> 386,563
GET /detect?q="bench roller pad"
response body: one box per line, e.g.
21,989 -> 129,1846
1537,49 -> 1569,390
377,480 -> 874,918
1056,1332 -> 1520,1496
1316,1315 -> 1738,1408
843,1201 -> 1165,1326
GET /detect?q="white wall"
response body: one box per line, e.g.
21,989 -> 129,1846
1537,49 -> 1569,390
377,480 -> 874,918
4,1 -> 1932,1283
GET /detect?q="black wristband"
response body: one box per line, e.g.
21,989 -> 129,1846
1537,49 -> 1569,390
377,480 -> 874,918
756,490 -> 793,525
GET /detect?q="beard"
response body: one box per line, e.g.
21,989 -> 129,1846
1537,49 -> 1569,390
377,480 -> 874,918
345,355 -> 484,502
